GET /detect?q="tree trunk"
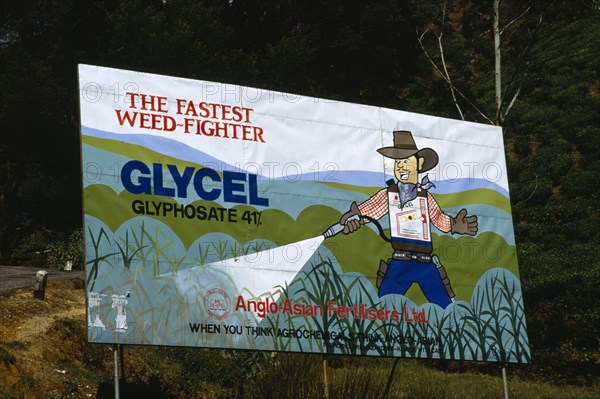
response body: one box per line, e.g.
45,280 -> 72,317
494,0 -> 502,124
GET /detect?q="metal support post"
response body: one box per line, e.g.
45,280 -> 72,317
113,344 -> 120,399
383,358 -> 399,398
502,365 -> 509,399
323,356 -> 330,399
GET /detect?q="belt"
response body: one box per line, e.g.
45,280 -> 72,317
393,250 -> 432,263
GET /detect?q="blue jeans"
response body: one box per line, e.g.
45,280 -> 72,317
378,258 -> 452,308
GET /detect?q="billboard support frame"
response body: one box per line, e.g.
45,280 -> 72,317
383,358 -> 399,398
112,344 -> 120,399
323,356 -> 330,399
502,365 -> 510,399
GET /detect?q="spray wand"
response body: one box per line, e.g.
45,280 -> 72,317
322,214 -> 360,238
322,213 -> 391,242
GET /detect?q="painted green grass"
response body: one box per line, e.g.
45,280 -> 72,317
85,213 -> 528,362
85,183 -> 517,291
266,254 -> 529,363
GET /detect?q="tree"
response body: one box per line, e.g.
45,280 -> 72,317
225,0 -> 419,106
0,0 -> 419,262
0,0 -> 88,261
413,0 -> 542,125
411,0 -> 600,381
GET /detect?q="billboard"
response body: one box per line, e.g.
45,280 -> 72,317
79,64 -> 530,363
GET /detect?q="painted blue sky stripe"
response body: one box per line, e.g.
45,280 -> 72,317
82,126 -> 509,198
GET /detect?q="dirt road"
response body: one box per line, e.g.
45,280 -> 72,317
0,265 -> 84,295
0,270 -> 99,398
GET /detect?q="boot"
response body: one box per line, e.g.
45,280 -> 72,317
432,255 -> 455,299
376,259 -> 390,289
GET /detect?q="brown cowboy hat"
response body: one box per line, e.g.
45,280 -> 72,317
377,130 -> 439,172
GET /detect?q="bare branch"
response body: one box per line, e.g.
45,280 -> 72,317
500,6 -> 532,36
435,3 -> 464,119
417,29 -> 495,125
500,12 -> 542,123
501,80 -> 523,123
523,173 -> 538,203
437,32 -> 465,120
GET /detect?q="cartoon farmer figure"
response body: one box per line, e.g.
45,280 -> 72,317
339,130 -> 478,308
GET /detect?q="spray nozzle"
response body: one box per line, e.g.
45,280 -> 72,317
322,214 -> 360,238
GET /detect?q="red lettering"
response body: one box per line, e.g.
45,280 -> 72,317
241,107 -> 253,123
253,126 -> 265,143
241,125 -> 253,141
139,112 -> 151,129
124,92 -> 139,109
115,109 -> 137,126
176,98 -> 187,114
231,106 -> 243,122
174,100 -> 254,124
220,104 -> 232,120
184,101 -> 198,117
156,96 -> 168,112
198,102 -> 211,118
235,296 -> 247,312
327,301 -> 337,317
115,110 -> 177,131
124,93 -> 169,112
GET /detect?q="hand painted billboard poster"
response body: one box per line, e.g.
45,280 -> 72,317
79,64 -> 530,363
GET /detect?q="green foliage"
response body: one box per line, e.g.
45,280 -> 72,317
131,349 -> 600,398
140,347 -> 259,395
503,13 -> 600,382
46,229 -> 84,269
226,0 -> 419,104
8,229 -> 53,266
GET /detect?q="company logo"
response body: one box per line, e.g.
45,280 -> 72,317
204,288 -> 231,320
